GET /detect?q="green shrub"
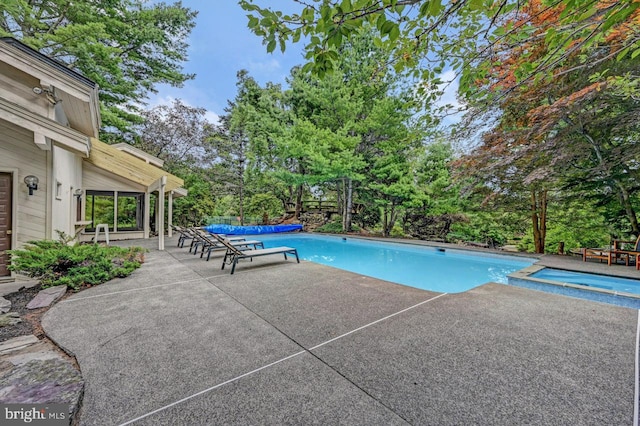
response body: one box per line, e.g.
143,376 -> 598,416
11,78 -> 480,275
315,221 -> 361,234
448,219 -> 509,248
390,224 -> 406,238
8,241 -> 145,291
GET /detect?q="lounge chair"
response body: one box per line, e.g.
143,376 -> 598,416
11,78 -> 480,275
172,225 -> 195,248
209,233 -> 300,274
190,228 -> 245,255
583,235 -> 640,266
193,229 -> 264,261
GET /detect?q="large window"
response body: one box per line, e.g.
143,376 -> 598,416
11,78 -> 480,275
86,191 -> 144,231
117,192 -> 144,231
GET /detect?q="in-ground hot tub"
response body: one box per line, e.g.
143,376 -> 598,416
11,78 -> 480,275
508,265 -> 640,308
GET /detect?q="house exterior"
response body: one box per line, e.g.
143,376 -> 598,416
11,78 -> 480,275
0,37 -> 185,278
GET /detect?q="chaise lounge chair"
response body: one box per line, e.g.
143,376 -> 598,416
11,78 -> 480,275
171,225 -> 195,248
209,233 -> 300,274
190,228 -> 246,255
193,229 -> 264,261
583,235 -> 640,266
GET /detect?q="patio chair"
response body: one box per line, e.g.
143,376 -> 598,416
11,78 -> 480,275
209,233 -> 300,274
611,235 -> 640,265
583,235 -> 640,266
193,229 -> 264,261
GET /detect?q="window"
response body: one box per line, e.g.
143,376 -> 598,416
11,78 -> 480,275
85,190 -> 144,232
55,181 -> 62,200
117,192 -> 144,231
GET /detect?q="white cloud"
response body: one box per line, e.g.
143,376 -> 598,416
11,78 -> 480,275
204,110 -> 221,126
146,94 -> 175,109
245,58 -> 282,74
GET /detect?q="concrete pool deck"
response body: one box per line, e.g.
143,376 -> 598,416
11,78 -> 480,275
43,236 -> 638,425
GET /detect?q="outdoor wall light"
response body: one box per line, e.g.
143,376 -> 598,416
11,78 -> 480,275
24,175 -> 39,195
32,86 -> 60,105
74,188 -> 83,198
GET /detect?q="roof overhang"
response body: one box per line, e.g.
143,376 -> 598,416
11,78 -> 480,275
0,37 -> 101,137
85,138 -> 184,193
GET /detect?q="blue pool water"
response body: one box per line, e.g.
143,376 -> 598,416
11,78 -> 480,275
255,234 -> 535,293
531,268 -> 640,295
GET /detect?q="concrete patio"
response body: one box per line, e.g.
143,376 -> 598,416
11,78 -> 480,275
42,236 -> 638,425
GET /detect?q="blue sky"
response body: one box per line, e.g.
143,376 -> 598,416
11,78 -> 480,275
150,2 -> 305,124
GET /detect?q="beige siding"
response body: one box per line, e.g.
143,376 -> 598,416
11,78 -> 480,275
0,118 -> 48,247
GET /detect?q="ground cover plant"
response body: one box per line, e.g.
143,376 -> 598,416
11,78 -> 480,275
8,241 -> 145,291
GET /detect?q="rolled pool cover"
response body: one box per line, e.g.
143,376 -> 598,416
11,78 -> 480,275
204,223 -> 303,235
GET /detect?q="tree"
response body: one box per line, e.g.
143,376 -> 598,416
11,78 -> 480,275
133,99 -> 217,227
0,0 -> 196,137
457,0 -> 640,247
135,99 -> 216,172
172,173 -> 217,226
403,141 -> 466,240
212,71 -> 271,225
283,67 -> 364,222
280,26 -> 425,232
240,0 -> 640,106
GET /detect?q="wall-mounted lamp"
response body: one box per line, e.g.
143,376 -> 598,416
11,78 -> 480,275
24,175 -> 39,195
74,188 -> 83,199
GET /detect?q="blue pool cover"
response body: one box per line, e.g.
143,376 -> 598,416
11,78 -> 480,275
204,223 -> 303,235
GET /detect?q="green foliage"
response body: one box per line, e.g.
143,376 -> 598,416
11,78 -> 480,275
315,220 -> 360,234
389,224 -> 406,238
352,205 -> 381,229
517,202 -> 612,253
8,241 -> 145,291
244,193 -> 283,222
448,212 -> 513,248
172,173 -> 217,226
210,195 -> 239,218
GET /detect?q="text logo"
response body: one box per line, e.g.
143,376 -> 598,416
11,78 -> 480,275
1,404 -> 67,425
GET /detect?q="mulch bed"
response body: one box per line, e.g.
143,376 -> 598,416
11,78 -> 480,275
0,285 -> 47,342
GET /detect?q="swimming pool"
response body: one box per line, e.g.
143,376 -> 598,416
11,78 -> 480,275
255,234 -> 535,293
